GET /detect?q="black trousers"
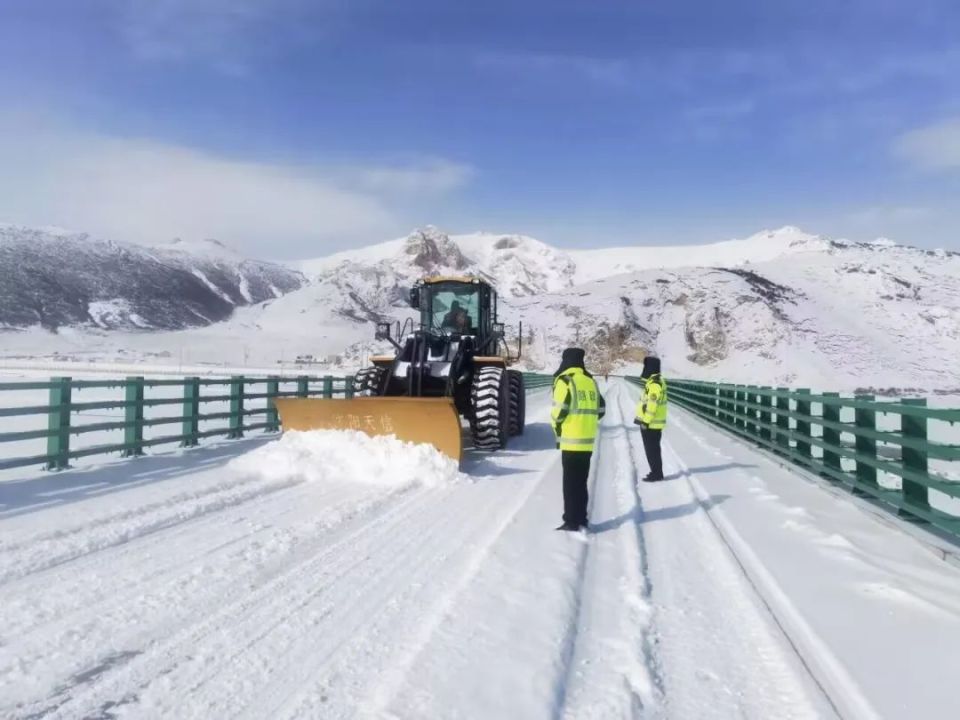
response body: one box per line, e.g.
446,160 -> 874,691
641,428 -> 663,479
561,450 -> 592,526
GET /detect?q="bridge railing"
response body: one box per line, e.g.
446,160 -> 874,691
626,377 -> 960,538
0,371 -> 554,473
523,373 -> 555,390
0,375 -> 355,472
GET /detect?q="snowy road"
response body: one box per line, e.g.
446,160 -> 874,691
2,381 -> 959,719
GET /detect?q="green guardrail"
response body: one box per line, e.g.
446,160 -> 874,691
522,372 -> 554,390
0,371 -> 554,473
626,377 -> 960,538
0,375 -> 353,472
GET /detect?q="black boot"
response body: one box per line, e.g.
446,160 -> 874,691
555,522 -> 581,531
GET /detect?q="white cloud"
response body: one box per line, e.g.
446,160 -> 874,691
893,117 -> 960,170
113,0 -> 313,72
348,159 -> 475,196
847,206 -> 934,225
0,117 -> 471,257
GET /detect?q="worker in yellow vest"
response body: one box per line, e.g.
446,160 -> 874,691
634,356 -> 667,481
551,348 -> 605,531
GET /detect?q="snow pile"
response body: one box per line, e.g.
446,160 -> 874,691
228,430 -> 463,488
87,299 -> 149,329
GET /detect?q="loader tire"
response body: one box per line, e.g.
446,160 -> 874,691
508,370 -> 526,436
352,366 -> 385,396
471,366 -> 510,450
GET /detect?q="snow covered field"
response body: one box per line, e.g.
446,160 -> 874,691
1,381 -> 959,719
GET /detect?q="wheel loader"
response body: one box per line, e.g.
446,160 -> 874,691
274,276 -> 525,462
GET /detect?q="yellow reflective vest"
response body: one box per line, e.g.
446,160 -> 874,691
551,368 -> 605,452
635,374 -> 667,429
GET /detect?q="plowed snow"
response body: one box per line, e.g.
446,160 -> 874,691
228,429 -> 463,488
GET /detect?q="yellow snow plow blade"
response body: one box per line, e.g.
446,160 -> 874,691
274,397 -> 463,463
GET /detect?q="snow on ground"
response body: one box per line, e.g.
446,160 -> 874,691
229,430 -> 463,489
569,226 -> 833,283
1,381 -> 958,719
653,406 -> 960,719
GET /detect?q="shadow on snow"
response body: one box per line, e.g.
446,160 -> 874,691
0,438 -> 275,519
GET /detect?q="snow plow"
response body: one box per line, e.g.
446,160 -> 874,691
274,276 -> 525,463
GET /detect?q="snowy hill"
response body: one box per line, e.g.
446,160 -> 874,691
284,225 -> 960,390
570,226 -> 836,282
512,243 -> 960,391
0,225 -> 305,331
298,227 -> 577,297
1,224 -> 957,392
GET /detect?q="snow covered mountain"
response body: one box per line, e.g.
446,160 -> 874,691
512,243 -> 960,391
1,223 -> 957,393
282,225 -> 960,391
0,225 -> 304,331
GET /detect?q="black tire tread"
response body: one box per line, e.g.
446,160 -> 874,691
352,366 -> 386,396
471,366 -> 509,450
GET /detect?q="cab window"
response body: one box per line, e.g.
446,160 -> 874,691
430,286 -> 480,334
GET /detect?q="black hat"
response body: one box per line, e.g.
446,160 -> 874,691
554,347 -> 587,377
641,355 -> 661,378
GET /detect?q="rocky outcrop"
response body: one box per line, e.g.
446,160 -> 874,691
0,225 -> 304,331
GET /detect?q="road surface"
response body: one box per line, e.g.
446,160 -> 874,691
2,381 -> 959,719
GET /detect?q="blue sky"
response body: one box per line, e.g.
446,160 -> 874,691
1,0 -> 959,257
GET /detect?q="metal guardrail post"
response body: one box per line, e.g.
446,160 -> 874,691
759,387 -> 772,443
322,376 -> 333,398
266,376 -> 280,432
298,375 -> 310,398
229,376 -> 245,439
821,392 -> 841,476
713,384 -> 721,420
46,376 -> 72,470
344,376 -> 355,399
733,385 -> 747,432
900,398 -> 930,513
745,386 -> 757,437
775,388 -> 790,453
181,377 -> 200,447
795,389 -> 812,461
122,376 -> 145,457
854,394 -> 878,494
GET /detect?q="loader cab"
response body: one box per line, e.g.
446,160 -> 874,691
411,277 -> 497,343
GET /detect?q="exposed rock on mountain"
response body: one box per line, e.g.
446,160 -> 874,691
2,223 -> 958,392
0,225 -> 305,331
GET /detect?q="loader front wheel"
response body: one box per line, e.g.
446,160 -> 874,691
352,366 -> 386,396
471,366 -> 510,450
508,370 -> 525,436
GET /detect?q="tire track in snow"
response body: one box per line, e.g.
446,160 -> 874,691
3,479 -> 344,632
9,481 -> 438,720
245,399 -> 565,719
274,453 -> 564,720
663,418 -> 877,720
554,382 -> 662,720
617,381 -> 834,720
0,479 -> 407,706
0,470 -> 308,584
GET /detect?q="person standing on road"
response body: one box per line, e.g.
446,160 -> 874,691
634,356 -> 668,482
552,348 -> 606,531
